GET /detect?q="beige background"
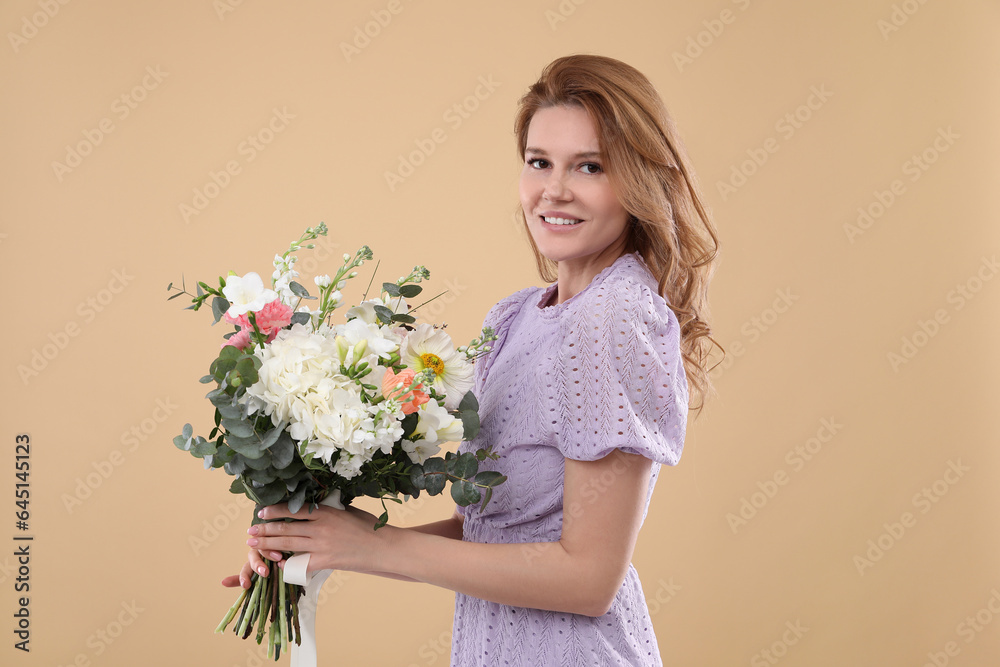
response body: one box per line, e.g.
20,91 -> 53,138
2,1 -> 998,665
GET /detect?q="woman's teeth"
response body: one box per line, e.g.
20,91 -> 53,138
543,216 -> 582,226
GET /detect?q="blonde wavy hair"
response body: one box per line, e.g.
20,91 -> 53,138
514,54 -> 724,415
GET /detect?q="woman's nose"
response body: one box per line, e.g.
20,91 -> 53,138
542,172 -> 571,201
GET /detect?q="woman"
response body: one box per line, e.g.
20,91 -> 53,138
224,53 -> 722,665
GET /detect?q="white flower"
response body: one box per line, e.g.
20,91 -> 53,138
338,318 -> 400,365
400,323 -> 474,410
223,272 -> 279,317
314,274 -> 332,287
413,400 -> 466,444
272,254 -> 300,305
401,438 -> 441,465
346,293 -> 409,325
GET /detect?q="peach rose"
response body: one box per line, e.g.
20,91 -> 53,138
382,368 -> 430,415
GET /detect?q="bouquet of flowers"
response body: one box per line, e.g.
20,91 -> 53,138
168,224 -> 504,661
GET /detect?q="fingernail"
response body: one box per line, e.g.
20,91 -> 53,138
257,566 -> 267,576
270,552 -> 281,560
247,526 -> 259,536
247,538 -> 258,546
257,509 -> 265,519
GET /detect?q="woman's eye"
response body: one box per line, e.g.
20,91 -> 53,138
580,163 -> 603,175
527,158 -> 548,169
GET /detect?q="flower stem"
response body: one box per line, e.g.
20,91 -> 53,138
278,565 -> 289,655
216,585 -> 249,633
237,573 -> 265,637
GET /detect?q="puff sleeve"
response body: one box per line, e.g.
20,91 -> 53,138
544,277 -> 689,466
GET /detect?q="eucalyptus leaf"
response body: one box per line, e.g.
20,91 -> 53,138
451,480 -> 481,506
229,477 -> 246,495
452,452 -> 479,480
373,305 -> 394,325
289,281 -> 311,297
421,458 -> 447,495
269,431 -> 295,468
288,486 -> 307,514
398,284 -> 422,298
474,471 -> 506,487
381,282 -> 401,297
222,418 -> 255,438
182,423 -> 193,439
226,434 -> 266,459
291,311 -> 311,326
461,410 -> 480,441
458,390 -> 480,413
390,313 -> 415,324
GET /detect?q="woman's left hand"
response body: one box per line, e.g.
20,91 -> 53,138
246,502 -> 390,575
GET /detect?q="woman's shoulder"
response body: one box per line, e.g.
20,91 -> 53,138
570,252 -> 677,334
482,284 -> 542,328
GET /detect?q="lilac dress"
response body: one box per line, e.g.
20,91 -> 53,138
451,252 -> 689,666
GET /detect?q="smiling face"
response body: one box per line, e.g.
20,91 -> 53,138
519,104 -> 630,277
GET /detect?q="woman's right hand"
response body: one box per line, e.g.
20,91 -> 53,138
220,549 -> 272,590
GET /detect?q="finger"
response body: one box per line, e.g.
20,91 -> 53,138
250,518 -> 314,540
248,535 -> 311,555
257,503 -> 315,521
221,574 -> 241,588
247,551 -> 267,580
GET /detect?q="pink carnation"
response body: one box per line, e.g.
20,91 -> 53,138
254,299 -> 294,333
221,328 -> 253,351
224,311 -> 250,329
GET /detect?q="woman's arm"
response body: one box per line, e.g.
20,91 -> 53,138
381,450 -> 651,616
361,509 -> 465,582
250,448 -> 652,617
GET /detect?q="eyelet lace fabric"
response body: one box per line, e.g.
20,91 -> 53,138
451,252 -> 688,667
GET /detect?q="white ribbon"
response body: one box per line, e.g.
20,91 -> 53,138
283,489 -> 345,667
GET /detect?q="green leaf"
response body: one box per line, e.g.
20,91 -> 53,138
222,418 -> 255,438
288,486 -> 307,514
269,431 -> 295,468
474,470 -> 506,487
460,410 -> 480,441
381,282 -> 401,297
225,453 -> 246,476
191,436 -> 216,457
211,296 -> 230,324
226,434 -> 266,459
199,374 -> 215,384
166,291 -> 186,301
373,305 -> 394,325
291,312 -> 311,326
173,434 -> 192,451
458,391 -> 479,413
398,284 -> 422,298
289,281 -> 313,298
480,486 -> 494,512
390,313 -> 416,324
229,477 -> 246,495
182,423 -> 193,440
374,510 -> 389,530
421,458 -> 447,495
452,452 -> 479,480
234,357 -> 259,385
450,480 -> 481,506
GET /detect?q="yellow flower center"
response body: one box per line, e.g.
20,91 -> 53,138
420,353 -> 445,376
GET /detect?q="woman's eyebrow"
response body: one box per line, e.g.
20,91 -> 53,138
525,147 -> 602,159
